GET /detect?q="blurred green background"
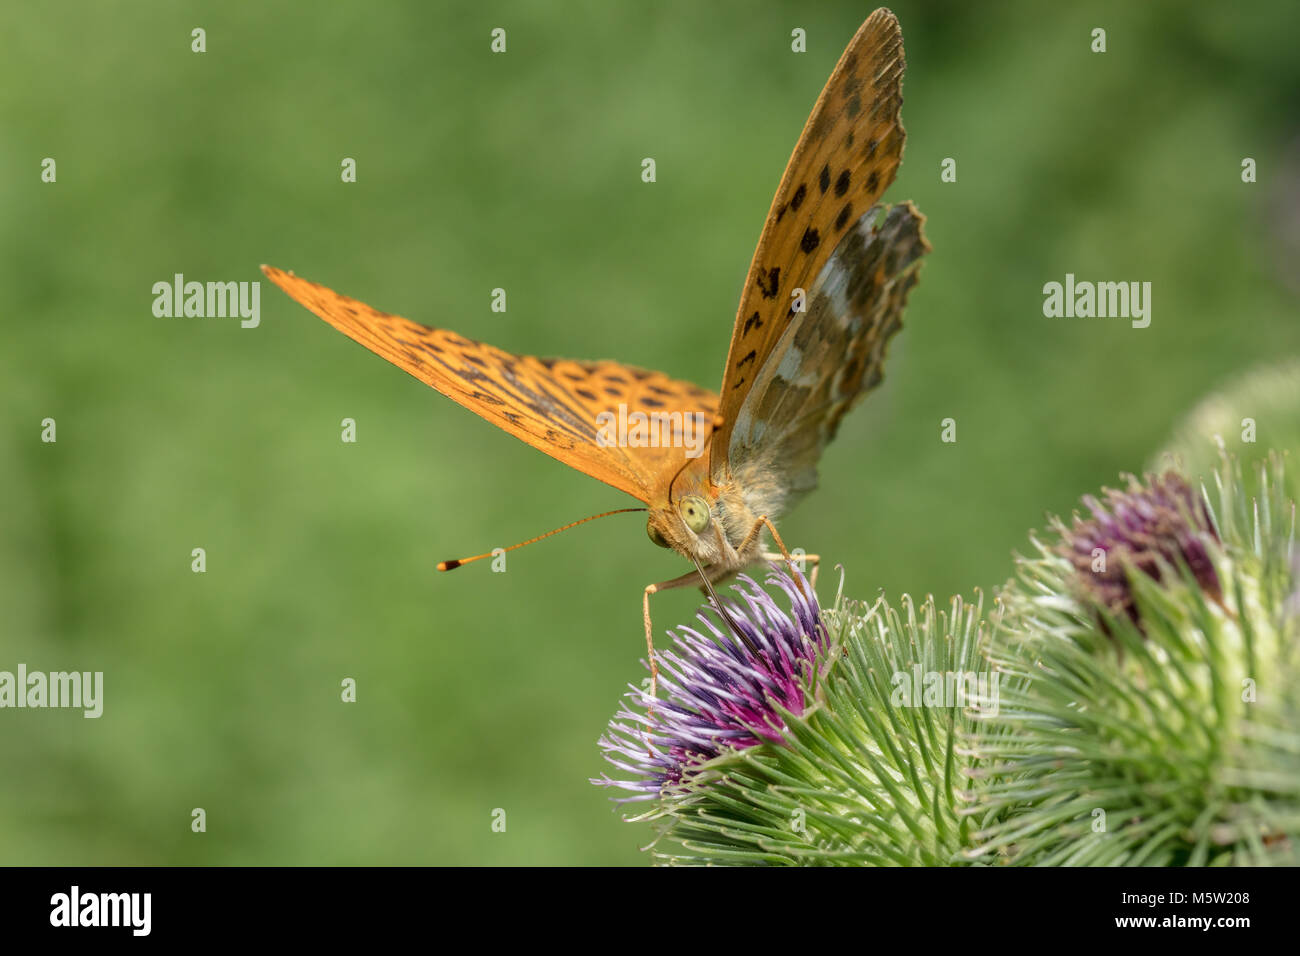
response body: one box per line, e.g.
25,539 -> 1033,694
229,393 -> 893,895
2,0 -> 1298,865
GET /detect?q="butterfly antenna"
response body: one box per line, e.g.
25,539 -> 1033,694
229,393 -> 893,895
436,508 -> 646,571
665,443 -> 707,503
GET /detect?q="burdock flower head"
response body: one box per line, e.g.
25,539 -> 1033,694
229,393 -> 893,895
971,457 -> 1299,866
1059,470 -> 1221,626
593,567 -> 828,800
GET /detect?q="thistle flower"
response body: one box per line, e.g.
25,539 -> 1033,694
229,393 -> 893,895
593,567 -> 828,801
970,455 -> 1300,865
1059,470 -> 1221,626
596,563 -> 991,865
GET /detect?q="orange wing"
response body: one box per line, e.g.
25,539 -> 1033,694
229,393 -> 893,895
261,266 -> 718,503
713,9 -> 909,472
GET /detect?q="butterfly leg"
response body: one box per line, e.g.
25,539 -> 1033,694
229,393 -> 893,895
738,515 -> 817,601
643,567 -> 714,700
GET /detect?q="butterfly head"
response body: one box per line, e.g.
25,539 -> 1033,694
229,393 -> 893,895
646,493 -> 718,558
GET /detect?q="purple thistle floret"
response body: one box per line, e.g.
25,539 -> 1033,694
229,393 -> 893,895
1061,470 -> 1221,626
593,566 -> 829,801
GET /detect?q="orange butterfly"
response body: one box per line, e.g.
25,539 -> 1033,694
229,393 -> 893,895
263,8 -> 929,689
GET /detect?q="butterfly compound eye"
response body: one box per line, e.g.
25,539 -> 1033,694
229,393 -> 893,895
677,495 -> 711,534
647,520 -> 671,549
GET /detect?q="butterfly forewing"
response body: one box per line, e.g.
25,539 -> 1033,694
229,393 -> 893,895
261,266 -> 718,503
713,9 -> 909,481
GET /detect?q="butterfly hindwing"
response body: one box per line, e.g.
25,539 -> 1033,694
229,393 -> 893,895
727,201 -> 929,511
713,9 -> 910,484
261,266 -> 718,503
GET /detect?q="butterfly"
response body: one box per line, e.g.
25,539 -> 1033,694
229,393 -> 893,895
263,8 -> 929,689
